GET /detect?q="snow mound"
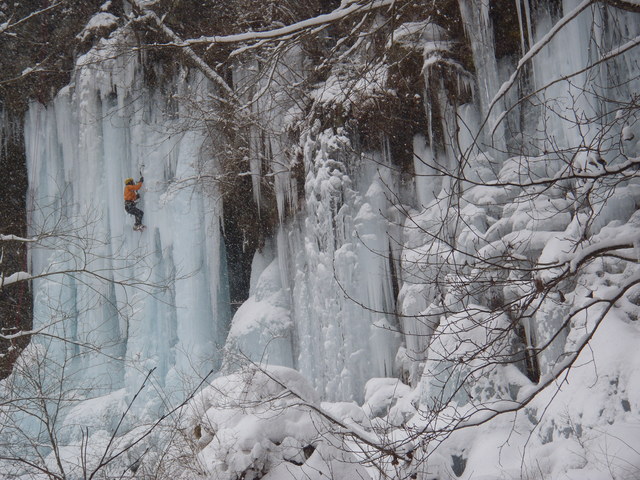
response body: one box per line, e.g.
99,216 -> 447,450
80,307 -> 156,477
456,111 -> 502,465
179,366 -> 361,480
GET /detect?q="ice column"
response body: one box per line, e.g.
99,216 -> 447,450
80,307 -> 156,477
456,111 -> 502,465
288,129 -> 401,402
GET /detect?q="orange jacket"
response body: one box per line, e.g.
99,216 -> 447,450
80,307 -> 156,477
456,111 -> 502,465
124,182 -> 143,202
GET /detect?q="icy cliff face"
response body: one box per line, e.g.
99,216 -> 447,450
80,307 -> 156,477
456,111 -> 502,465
25,40 -> 230,402
227,127 -> 402,401
23,27 -> 404,409
7,0 -> 640,478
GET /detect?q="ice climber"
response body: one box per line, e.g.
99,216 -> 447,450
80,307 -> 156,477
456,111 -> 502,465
124,177 -> 145,230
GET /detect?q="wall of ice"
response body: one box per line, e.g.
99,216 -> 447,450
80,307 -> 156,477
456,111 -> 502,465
221,49 -> 404,401
17,2 -> 640,472
24,40 -> 230,410
23,35 -> 404,408
395,0 -> 640,384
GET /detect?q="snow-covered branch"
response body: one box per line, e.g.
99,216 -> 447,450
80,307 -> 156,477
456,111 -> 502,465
0,271 -> 33,288
0,234 -> 38,243
170,0 -> 396,48
413,151 -> 640,189
0,1 -> 64,35
565,233 -> 639,273
492,32 -> 640,134
486,0 -> 594,127
130,0 -> 237,101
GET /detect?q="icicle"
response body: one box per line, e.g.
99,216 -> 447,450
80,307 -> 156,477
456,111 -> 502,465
523,0 -> 535,50
458,0 -> 507,157
515,0 -> 527,55
249,125 -> 262,210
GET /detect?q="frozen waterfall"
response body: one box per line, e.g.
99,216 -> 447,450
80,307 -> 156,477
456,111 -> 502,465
24,51 -> 230,406
23,37 -> 403,407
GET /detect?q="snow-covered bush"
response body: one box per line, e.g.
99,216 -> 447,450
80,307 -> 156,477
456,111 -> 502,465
177,365 -> 374,480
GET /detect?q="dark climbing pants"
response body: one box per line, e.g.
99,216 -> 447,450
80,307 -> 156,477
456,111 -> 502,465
125,201 -> 144,226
